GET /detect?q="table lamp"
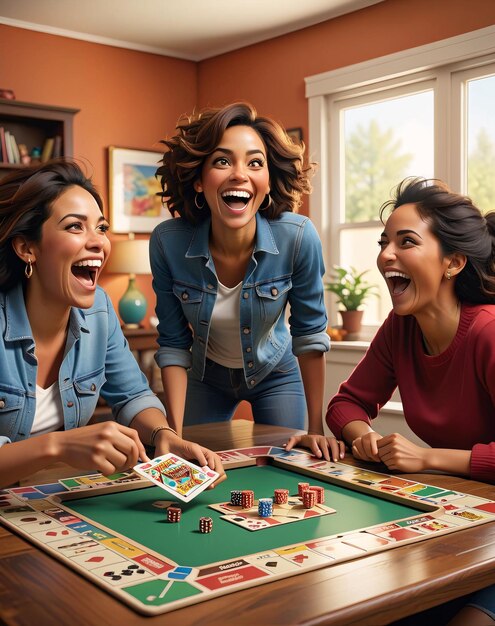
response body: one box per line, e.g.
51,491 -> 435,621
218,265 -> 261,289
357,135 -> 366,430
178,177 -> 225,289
106,233 -> 151,327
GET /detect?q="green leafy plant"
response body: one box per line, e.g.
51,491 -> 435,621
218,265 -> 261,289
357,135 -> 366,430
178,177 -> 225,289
324,265 -> 379,311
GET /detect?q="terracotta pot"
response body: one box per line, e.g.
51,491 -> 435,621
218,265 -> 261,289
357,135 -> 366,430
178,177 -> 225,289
339,309 -> 364,334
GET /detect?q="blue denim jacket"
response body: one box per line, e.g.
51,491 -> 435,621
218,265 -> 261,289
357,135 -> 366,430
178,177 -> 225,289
150,212 -> 330,387
0,285 -> 165,447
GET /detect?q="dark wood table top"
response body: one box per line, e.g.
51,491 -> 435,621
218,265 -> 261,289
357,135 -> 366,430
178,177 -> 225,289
2,421 -> 495,626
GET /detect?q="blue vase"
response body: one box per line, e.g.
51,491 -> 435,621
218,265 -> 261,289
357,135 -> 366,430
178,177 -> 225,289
118,276 -> 147,327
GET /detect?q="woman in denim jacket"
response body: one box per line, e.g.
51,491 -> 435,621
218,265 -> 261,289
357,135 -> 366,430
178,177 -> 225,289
151,102 -> 344,462
0,160 -> 224,488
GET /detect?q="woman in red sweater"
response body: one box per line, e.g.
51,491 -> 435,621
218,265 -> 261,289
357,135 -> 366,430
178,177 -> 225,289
288,177 -> 495,625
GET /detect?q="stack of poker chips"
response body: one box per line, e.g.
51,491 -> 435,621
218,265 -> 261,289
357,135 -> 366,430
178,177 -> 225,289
230,490 -> 242,506
302,490 -> 316,509
258,497 -> 273,517
241,490 -> 254,509
298,482 -> 310,497
199,516 -> 213,533
309,485 -> 325,504
274,488 -> 289,504
167,506 -> 181,523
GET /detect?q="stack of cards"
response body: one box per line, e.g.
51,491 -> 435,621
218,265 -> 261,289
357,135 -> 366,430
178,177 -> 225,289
133,454 -> 219,502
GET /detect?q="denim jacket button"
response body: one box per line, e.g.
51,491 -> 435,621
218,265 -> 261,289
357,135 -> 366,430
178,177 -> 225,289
243,328 -> 251,335
271,287 -> 278,296
181,292 -> 189,301
0,399 -> 4,409
248,362 -> 254,368
90,384 -> 96,391
243,292 -> 249,299
207,283 -> 214,290
246,347 -> 252,353
67,401 -> 74,408
249,380 -> 255,386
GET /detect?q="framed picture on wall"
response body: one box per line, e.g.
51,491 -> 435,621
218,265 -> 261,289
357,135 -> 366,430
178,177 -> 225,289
108,146 -> 168,233
286,127 -> 303,144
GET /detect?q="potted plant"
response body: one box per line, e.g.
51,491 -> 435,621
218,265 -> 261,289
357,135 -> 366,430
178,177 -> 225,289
324,265 -> 378,335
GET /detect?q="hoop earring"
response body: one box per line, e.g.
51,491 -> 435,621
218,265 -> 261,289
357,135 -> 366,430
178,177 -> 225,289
446,270 -> 451,280
194,192 -> 205,210
259,194 -> 272,211
25,258 -> 33,279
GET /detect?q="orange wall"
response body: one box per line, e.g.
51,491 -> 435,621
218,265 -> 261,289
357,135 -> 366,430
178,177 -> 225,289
198,0 -> 495,173
0,24 -> 197,322
1,0 -> 495,325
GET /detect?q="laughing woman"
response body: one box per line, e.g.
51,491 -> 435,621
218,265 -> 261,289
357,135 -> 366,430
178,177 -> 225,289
0,160 -> 224,488
289,177 -> 495,625
150,102 -> 342,462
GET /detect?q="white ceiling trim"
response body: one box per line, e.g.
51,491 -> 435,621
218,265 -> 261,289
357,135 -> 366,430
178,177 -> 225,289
0,16 -> 198,60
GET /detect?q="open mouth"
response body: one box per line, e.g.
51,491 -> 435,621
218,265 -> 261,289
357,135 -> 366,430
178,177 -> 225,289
221,190 -> 252,211
71,259 -> 102,287
385,271 -> 411,296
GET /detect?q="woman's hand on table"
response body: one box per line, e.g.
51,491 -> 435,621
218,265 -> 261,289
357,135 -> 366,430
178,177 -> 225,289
376,433 -> 428,473
351,431 -> 383,463
285,433 -> 346,462
154,430 -> 226,487
53,422 -> 150,476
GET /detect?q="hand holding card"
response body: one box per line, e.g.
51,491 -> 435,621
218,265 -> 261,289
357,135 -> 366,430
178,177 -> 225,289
133,454 -> 219,502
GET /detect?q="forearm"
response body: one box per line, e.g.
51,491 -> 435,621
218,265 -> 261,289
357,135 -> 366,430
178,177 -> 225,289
341,420 -> 375,446
129,407 -> 175,447
160,365 -> 188,436
0,435 -> 60,489
427,448 -> 471,477
298,351 -> 325,435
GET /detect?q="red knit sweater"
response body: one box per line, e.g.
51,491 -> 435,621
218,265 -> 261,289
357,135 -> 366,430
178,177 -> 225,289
326,304 -> 495,483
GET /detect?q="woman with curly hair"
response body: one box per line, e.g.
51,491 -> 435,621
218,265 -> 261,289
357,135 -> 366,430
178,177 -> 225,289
150,102 -> 343,462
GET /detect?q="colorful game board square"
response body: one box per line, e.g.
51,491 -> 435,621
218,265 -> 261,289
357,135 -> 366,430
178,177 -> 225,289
92,560 -> 154,586
246,551 -> 301,574
124,578 -> 203,606
72,549 -> 126,570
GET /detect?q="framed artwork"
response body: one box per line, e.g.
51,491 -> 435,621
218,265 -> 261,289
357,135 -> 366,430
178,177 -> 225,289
287,127 -> 303,144
108,146 -> 168,233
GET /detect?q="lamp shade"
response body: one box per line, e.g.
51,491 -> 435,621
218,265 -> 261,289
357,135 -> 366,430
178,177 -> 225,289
105,238 -> 151,275
106,236 -> 151,327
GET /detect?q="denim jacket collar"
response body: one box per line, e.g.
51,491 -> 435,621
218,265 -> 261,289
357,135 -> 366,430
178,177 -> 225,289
185,212 -> 280,260
4,283 -> 89,347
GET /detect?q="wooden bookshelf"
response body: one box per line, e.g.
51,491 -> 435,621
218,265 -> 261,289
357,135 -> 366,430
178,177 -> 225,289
0,99 -> 79,172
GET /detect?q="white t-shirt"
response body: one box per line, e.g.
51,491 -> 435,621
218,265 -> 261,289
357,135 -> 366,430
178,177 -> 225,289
31,382 -> 64,436
206,281 -> 243,368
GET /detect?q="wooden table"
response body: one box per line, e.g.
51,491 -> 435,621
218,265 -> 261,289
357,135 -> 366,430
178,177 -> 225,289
2,421 -> 495,626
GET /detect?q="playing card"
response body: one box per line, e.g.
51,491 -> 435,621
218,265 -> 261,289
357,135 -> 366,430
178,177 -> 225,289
133,453 -> 219,502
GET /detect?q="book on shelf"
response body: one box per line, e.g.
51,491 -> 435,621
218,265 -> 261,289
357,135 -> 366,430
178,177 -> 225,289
0,127 -> 6,163
4,131 -> 14,163
9,133 -> 20,164
40,137 -> 55,162
52,135 -> 62,159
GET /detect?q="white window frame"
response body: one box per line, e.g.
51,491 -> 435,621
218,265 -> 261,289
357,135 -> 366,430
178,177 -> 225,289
306,25 -> 495,328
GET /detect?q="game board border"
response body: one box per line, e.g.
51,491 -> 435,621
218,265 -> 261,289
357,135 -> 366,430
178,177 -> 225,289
1,447 -> 494,616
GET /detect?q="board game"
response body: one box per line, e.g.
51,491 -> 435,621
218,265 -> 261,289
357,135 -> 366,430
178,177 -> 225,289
1,445 -> 495,616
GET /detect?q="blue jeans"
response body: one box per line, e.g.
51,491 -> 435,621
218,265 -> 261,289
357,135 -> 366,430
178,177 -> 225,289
183,346 -> 306,429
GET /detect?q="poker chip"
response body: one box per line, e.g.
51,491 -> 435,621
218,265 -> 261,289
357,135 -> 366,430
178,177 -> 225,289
303,490 -> 316,509
241,490 -> 254,509
309,486 -> 325,504
199,516 -> 213,533
230,490 -> 242,506
258,497 -> 273,518
167,506 -> 181,523
274,488 -> 289,504
298,482 -> 310,497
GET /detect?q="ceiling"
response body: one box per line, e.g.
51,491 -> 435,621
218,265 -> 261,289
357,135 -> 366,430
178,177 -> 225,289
0,0 -> 384,61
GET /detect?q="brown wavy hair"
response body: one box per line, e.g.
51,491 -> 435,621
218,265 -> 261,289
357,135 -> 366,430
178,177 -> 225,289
156,102 -> 315,224
380,177 -> 495,304
0,159 -> 103,291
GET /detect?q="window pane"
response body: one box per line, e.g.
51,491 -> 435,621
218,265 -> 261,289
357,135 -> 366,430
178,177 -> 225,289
343,91 -> 434,223
467,74 -> 495,213
340,226 -> 391,326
